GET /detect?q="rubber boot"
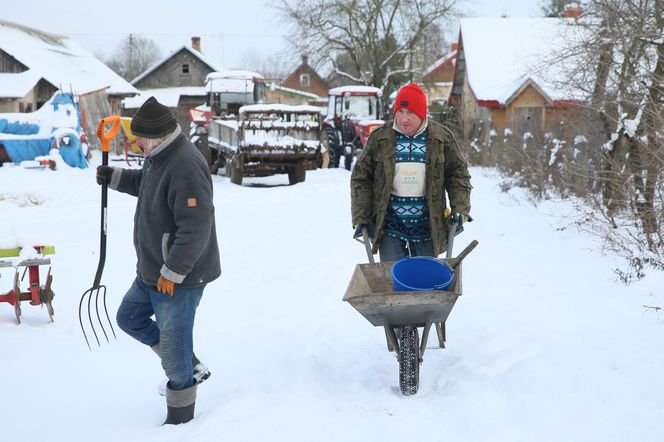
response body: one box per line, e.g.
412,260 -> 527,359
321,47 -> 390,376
164,383 -> 197,425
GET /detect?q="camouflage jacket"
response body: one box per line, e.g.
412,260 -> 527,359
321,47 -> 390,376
350,120 -> 472,256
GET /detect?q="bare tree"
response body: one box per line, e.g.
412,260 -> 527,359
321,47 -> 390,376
276,0 -> 459,98
574,0 -> 664,279
466,1 -> 663,280
104,34 -> 163,82
237,49 -> 296,83
539,0 -> 574,17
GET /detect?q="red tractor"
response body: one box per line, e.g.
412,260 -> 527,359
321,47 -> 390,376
324,86 -> 384,170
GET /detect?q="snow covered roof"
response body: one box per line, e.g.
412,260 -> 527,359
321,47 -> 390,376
206,70 -> 264,81
328,86 -> 383,96
269,83 -> 322,100
239,104 -> 323,114
122,87 -> 207,109
0,71 -> 42,98
422,50 -> 457,79
130,45 -> 225,85
0,20 -> 137,97
460,18 -> 589,104
205,70 -> 265,93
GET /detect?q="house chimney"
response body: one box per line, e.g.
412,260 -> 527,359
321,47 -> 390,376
563,3 -> 583,18
302,54 -> 309,66
191,36 -> 201,52
451,42 -> 458,52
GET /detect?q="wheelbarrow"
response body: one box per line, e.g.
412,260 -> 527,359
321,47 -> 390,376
343,224 -> 478,395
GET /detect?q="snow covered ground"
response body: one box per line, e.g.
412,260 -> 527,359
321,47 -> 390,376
1,157 -> 663,442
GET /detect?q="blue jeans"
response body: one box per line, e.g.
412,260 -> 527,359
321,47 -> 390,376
379,234 -> 435,262
116,277 -> 204,390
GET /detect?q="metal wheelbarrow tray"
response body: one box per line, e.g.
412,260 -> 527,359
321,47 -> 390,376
343,228 -> 477,395
343,259 -> 462,327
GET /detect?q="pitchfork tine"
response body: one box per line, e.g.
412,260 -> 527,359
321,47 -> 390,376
78,291 -> 92,351
103,287 -> 117,339
87,288 -> 101,347
95,287 -> 110,343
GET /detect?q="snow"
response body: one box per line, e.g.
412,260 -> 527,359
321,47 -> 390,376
268,83 -> 323,100
239,104 -> 323,114
205,70 -> 265,93
123,87 -> 207,109
1,162 -> 663,442
422,50 -> 457,78
0,20 -> 137,96
328,85 -> 383,96
460,18 -> 589,103
0,70 -> 42,98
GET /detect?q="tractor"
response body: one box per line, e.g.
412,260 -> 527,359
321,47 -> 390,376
323,86 -> 384,170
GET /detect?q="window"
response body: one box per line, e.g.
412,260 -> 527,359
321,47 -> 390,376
181,63 -> 190,74
300,73 -> 310,87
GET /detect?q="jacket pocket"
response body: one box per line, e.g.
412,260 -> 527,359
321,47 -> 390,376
161,233 -> 171,262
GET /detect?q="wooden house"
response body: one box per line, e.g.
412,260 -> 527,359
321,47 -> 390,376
421,44 -> 458,106
449,17 -> 586,143
281,55 -> 330,99
266,83 -> 326,108
125,38 -> 224,135
0,19 -> 137,152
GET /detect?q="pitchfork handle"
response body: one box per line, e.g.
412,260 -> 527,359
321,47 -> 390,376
93,149 -> 108,287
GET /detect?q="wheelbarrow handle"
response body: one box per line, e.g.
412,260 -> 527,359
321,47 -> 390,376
446,220 -> 457,259
354,227 -> 375,264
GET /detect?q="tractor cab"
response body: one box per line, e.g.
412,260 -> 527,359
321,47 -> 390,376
324,86 -> 384,170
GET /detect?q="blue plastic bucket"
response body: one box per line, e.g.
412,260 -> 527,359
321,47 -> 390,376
391,257 -> 454,291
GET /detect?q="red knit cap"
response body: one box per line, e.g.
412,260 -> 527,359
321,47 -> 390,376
393,84 -> 427,121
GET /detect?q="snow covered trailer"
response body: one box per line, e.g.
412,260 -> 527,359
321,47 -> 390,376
207,104 -> 324,185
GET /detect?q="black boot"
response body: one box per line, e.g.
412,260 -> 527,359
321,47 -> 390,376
164,383 -> 197,425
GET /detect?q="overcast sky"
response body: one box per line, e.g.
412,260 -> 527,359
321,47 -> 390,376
5,0 -> 544,70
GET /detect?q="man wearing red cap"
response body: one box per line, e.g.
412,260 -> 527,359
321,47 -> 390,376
351,83 -> 472,261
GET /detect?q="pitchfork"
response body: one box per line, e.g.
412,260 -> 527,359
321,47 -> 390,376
79,116 -> 120,350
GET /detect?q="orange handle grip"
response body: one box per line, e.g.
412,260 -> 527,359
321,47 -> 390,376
96,115 -> 121,153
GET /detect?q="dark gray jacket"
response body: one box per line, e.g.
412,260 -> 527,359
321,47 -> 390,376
110,127 -> 221,287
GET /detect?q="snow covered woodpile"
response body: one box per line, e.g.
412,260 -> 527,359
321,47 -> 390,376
238,104 -> 323,150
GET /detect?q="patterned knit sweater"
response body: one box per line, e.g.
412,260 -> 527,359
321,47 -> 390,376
383,129 -> 431,243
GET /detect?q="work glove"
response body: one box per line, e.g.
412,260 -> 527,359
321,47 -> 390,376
353,223 -> 376,239
449,212 -> 472,227
96,165 -> 114,185
157,275 -> 175,297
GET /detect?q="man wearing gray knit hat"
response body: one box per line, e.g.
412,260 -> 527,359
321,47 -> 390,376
96,96 -> 221,425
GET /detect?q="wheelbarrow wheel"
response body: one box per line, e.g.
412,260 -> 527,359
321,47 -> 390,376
398,325 -> 420,395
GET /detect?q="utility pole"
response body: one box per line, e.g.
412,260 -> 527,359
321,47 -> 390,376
129,33 -> 133,76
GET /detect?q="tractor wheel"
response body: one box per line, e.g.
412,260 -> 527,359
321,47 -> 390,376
288,162 -> 306,185
398,325 -> 420,395
325,126 -> 340,168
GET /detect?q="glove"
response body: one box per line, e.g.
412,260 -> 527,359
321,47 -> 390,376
96,165 -> 114,185
353,223 -> 376,239
157,275 -> 175,296
449,212 -> 472,226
